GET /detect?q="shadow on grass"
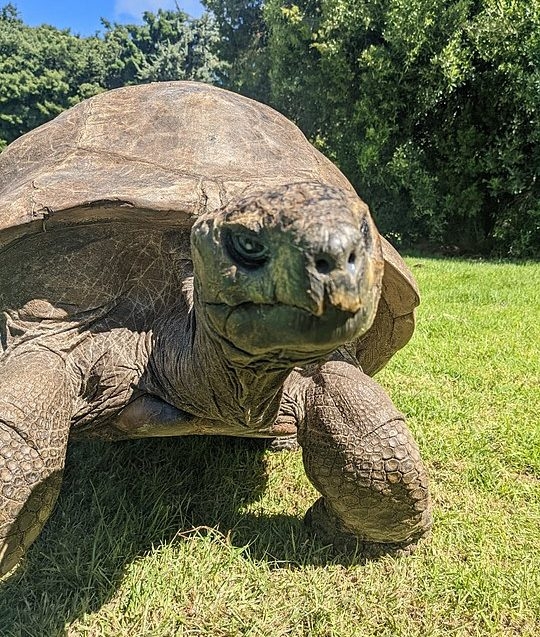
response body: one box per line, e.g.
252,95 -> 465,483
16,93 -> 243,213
0,435 -> 352,636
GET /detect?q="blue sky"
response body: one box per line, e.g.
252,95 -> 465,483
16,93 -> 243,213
12,0 -> 204,36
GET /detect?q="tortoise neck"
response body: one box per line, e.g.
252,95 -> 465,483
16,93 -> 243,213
193,307 -> 295,428
152,300 -> 294,430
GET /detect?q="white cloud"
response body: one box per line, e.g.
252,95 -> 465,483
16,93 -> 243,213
114,0 -> 179,20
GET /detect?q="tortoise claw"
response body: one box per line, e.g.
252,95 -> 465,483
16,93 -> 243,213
304,497 -> 430,559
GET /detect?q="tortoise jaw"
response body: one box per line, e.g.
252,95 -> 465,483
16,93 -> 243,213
202,300 -> 378,362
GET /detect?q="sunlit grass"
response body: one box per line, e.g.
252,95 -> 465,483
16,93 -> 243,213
1,258 -> 539,636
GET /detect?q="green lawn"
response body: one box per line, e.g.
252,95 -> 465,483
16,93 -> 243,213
1,258 -> 539,636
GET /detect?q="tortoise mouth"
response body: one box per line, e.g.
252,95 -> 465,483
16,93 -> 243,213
203,300 -> 376,361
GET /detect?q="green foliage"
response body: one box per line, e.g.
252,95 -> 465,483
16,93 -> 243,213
262,0 -> 540,257
202,0 -> 270,100
137,14 -> 224,84
0,5 -> 109,148
102,9 -> 225,86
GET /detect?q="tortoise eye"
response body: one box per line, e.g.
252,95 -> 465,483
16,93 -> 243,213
224,230 -> 268,269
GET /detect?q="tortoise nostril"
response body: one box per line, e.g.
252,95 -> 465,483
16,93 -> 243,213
315,251 -> 358,275
315,256 -> 333,274
347,251 -> 357,273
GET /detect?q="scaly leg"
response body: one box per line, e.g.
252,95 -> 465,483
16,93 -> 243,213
0,349 -> 74,576
299,360 -> 431,556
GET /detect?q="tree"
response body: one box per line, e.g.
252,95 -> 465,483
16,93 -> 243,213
263,0 -> 540,256
102,9 -> 225,86
0,4 -> 109,148
202,0 -> 269,100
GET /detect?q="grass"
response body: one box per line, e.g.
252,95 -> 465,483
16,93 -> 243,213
1,257 -> 539,636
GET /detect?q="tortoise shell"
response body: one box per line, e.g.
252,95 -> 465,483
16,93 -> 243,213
0,81 -> 418,374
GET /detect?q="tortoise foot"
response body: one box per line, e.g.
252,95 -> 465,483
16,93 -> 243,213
304,498 -> 429,558
266,435 -> 300,453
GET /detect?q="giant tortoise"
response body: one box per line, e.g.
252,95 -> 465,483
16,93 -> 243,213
0,81 -> 431,576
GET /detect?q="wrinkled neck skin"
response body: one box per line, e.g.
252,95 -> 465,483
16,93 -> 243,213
145,282 -> 311,431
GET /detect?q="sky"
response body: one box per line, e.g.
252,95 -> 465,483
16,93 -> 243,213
12,0 -> 205,36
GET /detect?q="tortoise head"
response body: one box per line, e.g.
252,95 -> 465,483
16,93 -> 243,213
191,182 -> 384,362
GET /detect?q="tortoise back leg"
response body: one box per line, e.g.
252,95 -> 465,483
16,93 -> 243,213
299,360 -> 431,556
0,348 -> 74,576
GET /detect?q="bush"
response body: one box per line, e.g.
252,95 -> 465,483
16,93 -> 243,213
262,0 -> 540,257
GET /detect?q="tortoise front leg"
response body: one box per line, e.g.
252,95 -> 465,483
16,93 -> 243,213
299,360 -> 431,556
0,349 -> 74,576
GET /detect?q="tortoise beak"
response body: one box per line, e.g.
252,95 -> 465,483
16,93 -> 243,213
287,218 -> 383,318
